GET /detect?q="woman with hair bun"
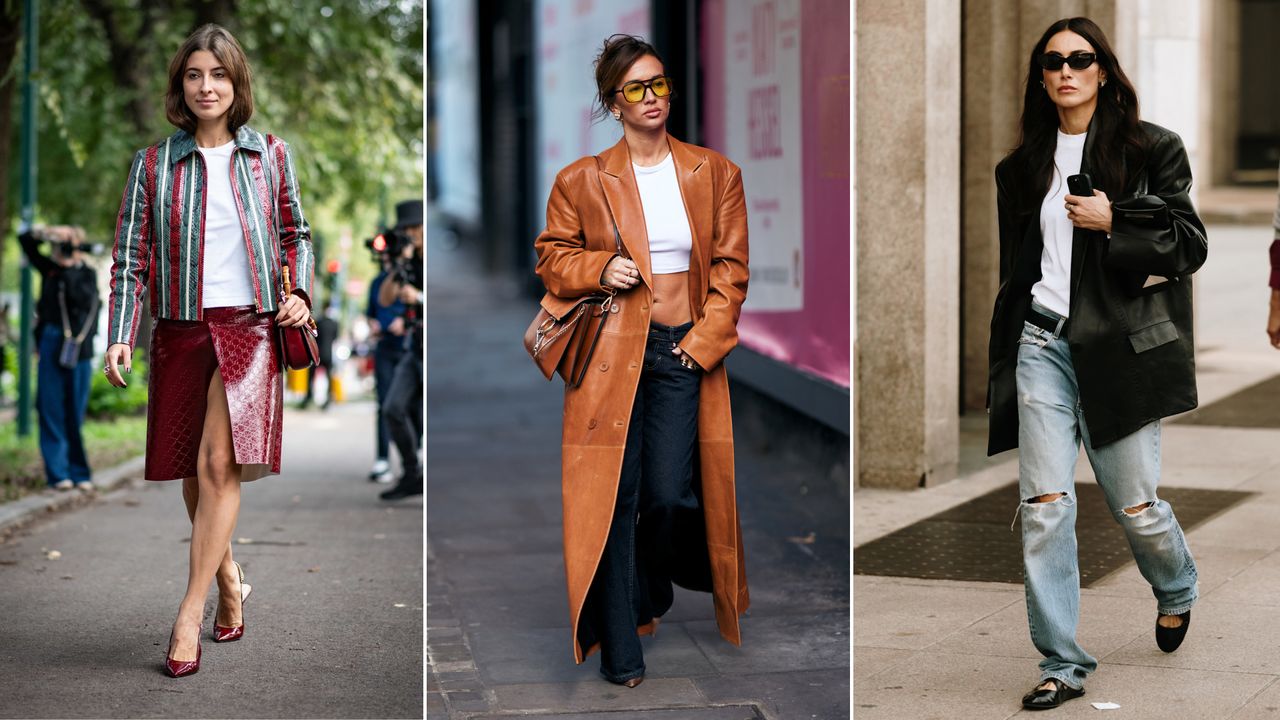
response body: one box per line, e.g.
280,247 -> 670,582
533,34 -> 750,687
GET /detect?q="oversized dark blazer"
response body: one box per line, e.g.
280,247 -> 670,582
533,135 -> 751,663
988,120 -> 1208,456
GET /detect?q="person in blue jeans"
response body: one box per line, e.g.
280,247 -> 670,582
19,225 -> 100,492
987,18 -> 1206,710
365,259 -> 407,483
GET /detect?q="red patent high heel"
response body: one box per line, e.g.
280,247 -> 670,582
165,626 -> 202,678
213,561 -> 252,642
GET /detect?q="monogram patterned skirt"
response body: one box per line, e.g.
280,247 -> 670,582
145,306 -> 283,481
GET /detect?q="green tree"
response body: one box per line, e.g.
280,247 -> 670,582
2,0 -> 423,289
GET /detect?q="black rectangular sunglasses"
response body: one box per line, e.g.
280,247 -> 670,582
1038,52 -> 1097,71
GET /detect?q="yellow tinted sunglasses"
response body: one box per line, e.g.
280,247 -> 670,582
613,76 -> 673,104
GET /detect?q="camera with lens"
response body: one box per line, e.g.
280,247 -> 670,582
365,227 -> 410,264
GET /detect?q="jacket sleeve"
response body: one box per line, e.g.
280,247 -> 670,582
18,230 -> 58,276
679,166 -> 750,371
106,149 -> 153,349
533,172 -> 617,299
272,139 -> 315,308
1103,131 -> 1208,278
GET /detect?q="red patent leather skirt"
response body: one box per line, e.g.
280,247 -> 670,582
145,306 -> 283,482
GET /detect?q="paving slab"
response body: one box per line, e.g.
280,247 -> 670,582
695,669 -> 850,720
489,678 -> 707,712
684,611 -> 849,675
468,623 -> 716,685
852,576 -> 1023,651
469,707 -> 764,720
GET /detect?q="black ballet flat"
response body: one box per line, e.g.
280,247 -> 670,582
1156,609 -> 1191,653
1021,679 -> 1084,710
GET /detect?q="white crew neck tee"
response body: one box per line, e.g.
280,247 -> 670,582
1030,129 -> 1087,318
197,140 -> 256,308
632,152 -> 693,274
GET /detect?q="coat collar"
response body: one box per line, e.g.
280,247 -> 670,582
595,134 -> 711,293
167,125 -> 266,164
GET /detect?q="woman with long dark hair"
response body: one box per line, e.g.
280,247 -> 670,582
533,34 -> 750,687
104,24 -> 313,678
986,17 -> 1206,710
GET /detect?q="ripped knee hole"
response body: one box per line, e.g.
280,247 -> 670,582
1025,492 -> 1066,504
1122,501 -> 1155,516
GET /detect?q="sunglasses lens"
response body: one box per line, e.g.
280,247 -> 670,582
652,77 -> 671,97
1067,53 -> 1095,70
1039,54 -> 1065,71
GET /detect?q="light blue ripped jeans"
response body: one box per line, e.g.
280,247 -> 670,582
1015,301 -> 1198,691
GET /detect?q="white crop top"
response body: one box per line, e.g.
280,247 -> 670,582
633,153 -> 693,274
198,140 -> 256,309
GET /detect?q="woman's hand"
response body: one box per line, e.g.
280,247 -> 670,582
104,343 -> 131,388
1065,189 -> 1112,234
671,345 -> 701,372
276,292 -> 310,328
1269,290 -> 1280,349
601,256 -> 640,291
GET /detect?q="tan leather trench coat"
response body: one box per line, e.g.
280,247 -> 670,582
534,135 -> 750,663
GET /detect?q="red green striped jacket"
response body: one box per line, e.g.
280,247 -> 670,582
106,125 -> 314,347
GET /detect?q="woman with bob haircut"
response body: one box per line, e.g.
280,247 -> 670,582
533,34 -> 750,688
104,23 -> 314,678
986,17 -> 1207,710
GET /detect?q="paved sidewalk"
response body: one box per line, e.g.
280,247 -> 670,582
426,224 -> 850,719
0,400 -> 423,719
854,224 -> 1280,719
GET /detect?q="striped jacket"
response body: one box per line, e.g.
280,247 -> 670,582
107,125 -> 314,347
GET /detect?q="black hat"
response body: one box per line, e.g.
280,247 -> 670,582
394,199 -> 423,230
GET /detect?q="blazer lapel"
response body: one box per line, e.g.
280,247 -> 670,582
1070,117 -> 1100,313
597,138 -> 653,289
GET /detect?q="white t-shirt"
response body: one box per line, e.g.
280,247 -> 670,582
1030,129 -> 1087,318
198,140 -> 256,308
633,152 -> 693,274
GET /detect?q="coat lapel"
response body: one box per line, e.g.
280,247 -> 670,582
669,137 -> 712,314
597,138 -> 653,289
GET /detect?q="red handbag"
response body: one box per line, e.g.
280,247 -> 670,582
277,265 -> 320,371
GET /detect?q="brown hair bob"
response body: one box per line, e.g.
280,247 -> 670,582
592,34 -> 664,122
164,24 -> 255,134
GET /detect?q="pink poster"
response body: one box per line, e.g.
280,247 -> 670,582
702,0 -> 850,388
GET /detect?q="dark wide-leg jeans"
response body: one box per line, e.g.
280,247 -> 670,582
588,321 -> 702,683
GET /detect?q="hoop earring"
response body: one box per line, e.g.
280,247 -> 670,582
612,111 -> 621,120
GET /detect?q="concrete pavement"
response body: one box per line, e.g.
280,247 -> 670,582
854,224 -> 1280,718
0,400 -> 423,719
426,224 -> 850,719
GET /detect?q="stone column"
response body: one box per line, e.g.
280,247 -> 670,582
855,0 -> 960,488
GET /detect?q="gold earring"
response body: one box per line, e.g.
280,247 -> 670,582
613,111 -> 621,120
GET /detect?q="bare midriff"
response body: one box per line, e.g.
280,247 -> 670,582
650,271 -> 693,326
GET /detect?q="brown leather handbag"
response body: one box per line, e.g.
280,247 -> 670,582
277,265 -> 320,371
525,159 -> 626,388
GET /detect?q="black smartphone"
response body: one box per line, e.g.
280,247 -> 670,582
1067,173 -> 1094,197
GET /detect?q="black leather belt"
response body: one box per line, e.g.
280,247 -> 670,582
1027,306 -> 1067,335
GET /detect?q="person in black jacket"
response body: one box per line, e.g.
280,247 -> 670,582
986,18 -> 1206,710
19,225 -> 101,492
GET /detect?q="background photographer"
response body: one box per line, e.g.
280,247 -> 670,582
18,225 -> 101,492
365,250 -> 408,483
377,199 -> 424,501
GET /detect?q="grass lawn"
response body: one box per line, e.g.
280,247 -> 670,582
0,415 -> 147,503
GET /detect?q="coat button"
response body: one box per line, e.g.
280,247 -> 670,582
587,419 -> 598,429
611,304 -> 619,314
599,361 -> 609,372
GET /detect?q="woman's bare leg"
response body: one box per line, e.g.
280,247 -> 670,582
168,369 -> 242,661
181,477 -> 243,628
